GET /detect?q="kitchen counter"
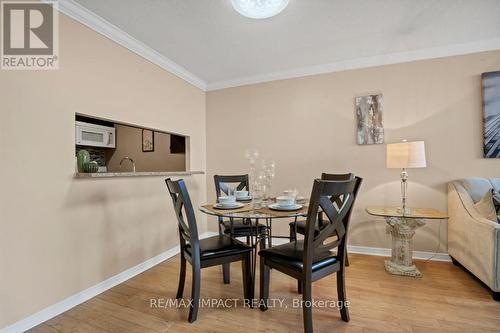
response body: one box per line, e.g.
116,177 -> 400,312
74,171 -> 205,178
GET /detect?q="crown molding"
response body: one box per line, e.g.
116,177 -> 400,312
47,1 -> 500,93
52,0 -> 207,91
206,38 -> 500,91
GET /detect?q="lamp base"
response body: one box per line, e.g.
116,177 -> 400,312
399,169 -> 410,216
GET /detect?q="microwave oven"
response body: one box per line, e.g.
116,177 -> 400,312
75,121 -> 116,148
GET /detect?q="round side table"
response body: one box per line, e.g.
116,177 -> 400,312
366,206 -> 448,277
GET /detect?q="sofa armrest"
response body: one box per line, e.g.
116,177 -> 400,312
448,182 -> 500,291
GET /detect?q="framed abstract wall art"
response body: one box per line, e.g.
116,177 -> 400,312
356,94 -> 384,145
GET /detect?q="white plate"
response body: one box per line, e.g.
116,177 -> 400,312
268,203 -> 303,211
213,202 -> 245,210
236,196 -> 252,201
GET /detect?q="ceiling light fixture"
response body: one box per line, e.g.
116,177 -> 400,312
231,0 -> 289,19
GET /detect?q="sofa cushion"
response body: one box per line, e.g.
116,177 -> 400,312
492,190 -> 500,214
487,178 -> 500,215
488,178 -> 500,193
474,190 -> 498,222
460,178 -> 493,203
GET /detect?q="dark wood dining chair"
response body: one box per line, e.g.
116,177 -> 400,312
165,178 -> 253,323
214,174 -> 268,284
289,173 -> 358,268
259,178 -> 358,333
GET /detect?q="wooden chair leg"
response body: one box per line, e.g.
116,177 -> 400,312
176,253 -> 186,299
259,259 -> 270,311
267,225 -> 272,248
337,268 -> 350,322
302,278 -> 313,333
297,280 -> 302,294
289,224 -> 297,242
345,252 -> 350,267
219,224 -> 230,284
242,254 -> 253,304
222,263 -> 231,284
188,264 -> 201,323
259,233 -> 267,250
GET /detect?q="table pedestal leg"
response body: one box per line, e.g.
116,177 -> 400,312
384,216 -> 425,277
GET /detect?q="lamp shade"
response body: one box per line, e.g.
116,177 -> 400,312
386,141 -> 427,169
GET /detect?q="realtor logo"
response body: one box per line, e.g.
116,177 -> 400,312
1,0 -> 58,69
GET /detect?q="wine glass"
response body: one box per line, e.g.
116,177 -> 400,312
260,160 -> 275,200
245,149 -> 259,194
252,182 -> 265,209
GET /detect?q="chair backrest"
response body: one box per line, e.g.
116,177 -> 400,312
165,178 -> 199,249
214,174 -> 249,199
303,179 -> 357,271
321,173 -> 353,181
318,173 -> 354,228
322,174 -> 362,225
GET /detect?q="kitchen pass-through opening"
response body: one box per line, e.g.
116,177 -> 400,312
75,114 -> 189,173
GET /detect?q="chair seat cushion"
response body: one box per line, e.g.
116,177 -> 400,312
222,219 -> 267,235
259,240 -> 337,272
289,220 -> 320,236
185,235 -> 252,259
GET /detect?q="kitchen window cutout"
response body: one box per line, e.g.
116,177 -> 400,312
75,114 -> 189,173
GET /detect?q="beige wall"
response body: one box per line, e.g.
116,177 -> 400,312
0,14 -> 206,328
207,50 -> 500,253
1,6 -> 499,329
106,124 -> 186,172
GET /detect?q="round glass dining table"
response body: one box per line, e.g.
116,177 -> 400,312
199,202 -> 308,219
199,201 -> 308,243
199,200 -> 308,296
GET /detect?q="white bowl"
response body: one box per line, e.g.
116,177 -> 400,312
234,190 -> 249,199
218,196 -> 236,206
276,196 -> 295,207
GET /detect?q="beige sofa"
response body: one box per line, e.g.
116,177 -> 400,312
448,178 -> 500,300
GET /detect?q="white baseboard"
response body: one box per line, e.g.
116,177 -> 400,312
270,238 -> 451,262
347,245 -> 451,262
160,233 -> 451,262
0,232 -> 213,333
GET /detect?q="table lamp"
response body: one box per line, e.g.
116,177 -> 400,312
386,140 -> 427,214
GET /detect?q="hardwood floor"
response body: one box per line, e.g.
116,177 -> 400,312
29,254 -> 500,333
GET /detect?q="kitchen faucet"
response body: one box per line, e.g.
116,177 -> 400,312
119,157 -> 136,173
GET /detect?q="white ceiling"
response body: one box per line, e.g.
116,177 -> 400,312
73,0 -> 500,90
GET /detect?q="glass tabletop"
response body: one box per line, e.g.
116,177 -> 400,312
366,206 -> 448,219
199,201 -> 308,219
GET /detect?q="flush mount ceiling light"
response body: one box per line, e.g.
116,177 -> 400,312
231,0 -> 289,19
